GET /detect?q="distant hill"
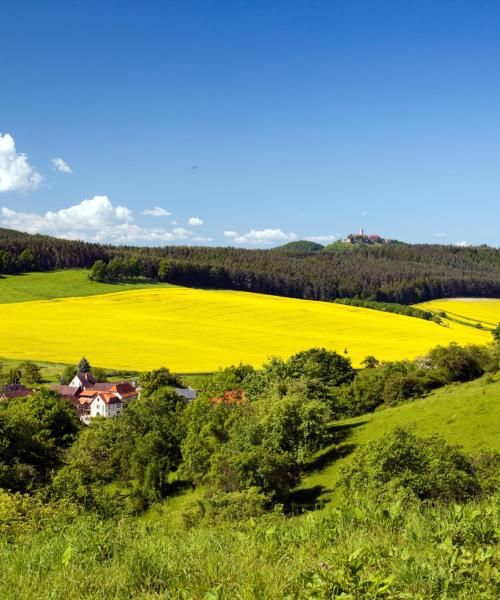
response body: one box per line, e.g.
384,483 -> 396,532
1,227 -> 500,304
272,240 -> 324,253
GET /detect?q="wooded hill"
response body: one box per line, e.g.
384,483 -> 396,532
1,227 -> 500,303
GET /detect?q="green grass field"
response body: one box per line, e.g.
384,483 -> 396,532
292,373 -> 500,510
0,269 -> 172,303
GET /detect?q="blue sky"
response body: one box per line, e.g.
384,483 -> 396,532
1,0 -> 499,247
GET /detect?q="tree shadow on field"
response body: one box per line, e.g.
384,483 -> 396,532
285,421 -> 367,514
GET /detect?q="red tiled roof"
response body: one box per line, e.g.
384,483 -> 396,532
211,389 -> 245,405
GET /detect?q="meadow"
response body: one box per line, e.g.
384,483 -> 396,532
0,273 -> 493,372
0,269 -> 170,303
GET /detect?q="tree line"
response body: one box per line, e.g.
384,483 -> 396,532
2,227 -> 500,303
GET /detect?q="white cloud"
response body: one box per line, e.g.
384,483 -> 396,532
51,157 -> 73,173
230,228 -> 297,245
456,240 -> 469,247
0,133 -> 42,192
188,216 -> 203,226
142,206 -> 171,217
304,234 -> 338,243
434,232 -> 447,238
172,227 -> 192,238
223,230 -> 238,238
0,195 -> 211,245
0,195 -> 132,235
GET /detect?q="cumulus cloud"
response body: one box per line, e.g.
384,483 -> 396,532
0,196 -> 132,235
142,206 -> 171,217
0,133 -> 42,192
229,228 -> 297,245
51,157 -> 73,173
456,240 -> 469,247
0,195 -> 211,245
188,216 -> 203,226
223,230 -> 238,238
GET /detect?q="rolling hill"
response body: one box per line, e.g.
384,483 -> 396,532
294,372 -> 500,509
0,271 -> 494,372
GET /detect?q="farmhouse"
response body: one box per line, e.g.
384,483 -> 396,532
51,373 -> 139,424
52,372 -> 197,423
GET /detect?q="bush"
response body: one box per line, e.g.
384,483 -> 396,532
183,487 -> 270,526
427,343 -> 489,382
342,427 -> 480,502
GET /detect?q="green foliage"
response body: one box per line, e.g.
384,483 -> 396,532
18,361 -> 42,384
180,397 -> 234,484
334,297 -> 438,322
201,363 -> 255,397
88,259 -> 108,282
59,365 -> 77,385
493,322 -> 500,343
3,226 -> 500,303
272,240 -> 324,253
0,492 -> 498,598
90,367 -> 108,382
286,348 -> 355,388
139,366 -> 183,392
342,427 -> 479,502
53,389 -> 186,510
77,356 -> 91,373
427,342 -> 490,382
361,355 -> 379,368
0,390 -> 79,493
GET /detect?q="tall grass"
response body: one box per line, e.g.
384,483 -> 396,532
0,493 -> 498,599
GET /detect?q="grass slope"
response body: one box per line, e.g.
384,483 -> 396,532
417,298 -> 500,329
0,269 -> 172,303
295,373 -> 500,510
0,283 -> 491,372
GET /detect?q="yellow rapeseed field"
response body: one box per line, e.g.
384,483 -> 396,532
0,287 -> 492,372
417,298 -> 500,329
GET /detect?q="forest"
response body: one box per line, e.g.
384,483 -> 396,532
1,227 -> 500,303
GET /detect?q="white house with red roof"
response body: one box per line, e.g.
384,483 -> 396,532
52,373 -> 139,424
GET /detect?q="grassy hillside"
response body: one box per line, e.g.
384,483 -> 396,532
0,282 -> 491,372
417,298 -> 500,329
295,373 -> 500,509
0,269 -> 172,303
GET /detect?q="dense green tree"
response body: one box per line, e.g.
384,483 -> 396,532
59,365 -> 77,384
427,343 -> 489,382
88,260 -> 109,282
19,361 -> 42,384
286,348 -> 355,387
361,355 -> 380,369
78,357 -> 91,373
180,397 -> 238,484
140,367 -> 182,393
493,323 -> 500,344
6,367 -> 22,385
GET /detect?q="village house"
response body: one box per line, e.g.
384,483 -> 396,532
51,373 -> 139,424
52,372 -> 197,423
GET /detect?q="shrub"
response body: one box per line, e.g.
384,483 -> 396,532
342,427 -> 479,502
